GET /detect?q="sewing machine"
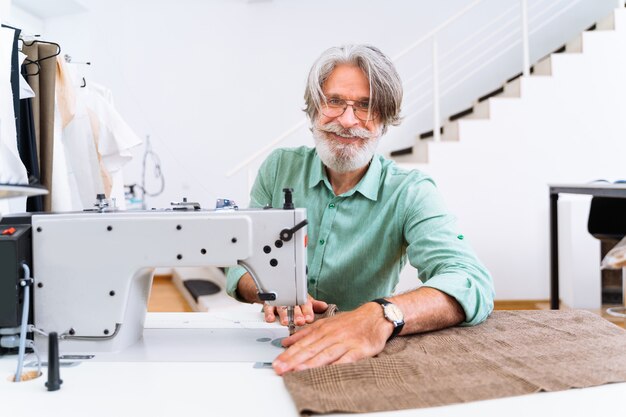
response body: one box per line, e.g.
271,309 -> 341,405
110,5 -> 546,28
1,192 -> 308,360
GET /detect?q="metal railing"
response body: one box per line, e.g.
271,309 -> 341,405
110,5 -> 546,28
227,0 -> 622,188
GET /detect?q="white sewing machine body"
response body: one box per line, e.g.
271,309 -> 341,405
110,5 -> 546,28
31,207 -> 307,355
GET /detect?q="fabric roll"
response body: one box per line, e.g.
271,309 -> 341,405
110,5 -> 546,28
36,43 -> 58,211
284,310 -> 626,416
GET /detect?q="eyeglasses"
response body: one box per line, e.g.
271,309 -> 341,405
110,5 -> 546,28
321,97 -> 378,122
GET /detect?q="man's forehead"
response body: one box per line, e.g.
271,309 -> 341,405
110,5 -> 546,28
322,64 -> 370,99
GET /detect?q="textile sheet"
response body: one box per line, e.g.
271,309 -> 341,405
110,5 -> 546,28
284,310 -> 626,415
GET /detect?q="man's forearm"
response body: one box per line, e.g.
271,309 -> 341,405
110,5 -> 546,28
235,273 -> 261,304
388,287 -> 466,335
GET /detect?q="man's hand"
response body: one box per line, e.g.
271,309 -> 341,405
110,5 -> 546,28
272,301 -> 393,375
236,272 -> 329,327
264,294 -> 329,327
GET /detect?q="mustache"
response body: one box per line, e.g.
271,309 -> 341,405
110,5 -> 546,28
317,121 -> 378,140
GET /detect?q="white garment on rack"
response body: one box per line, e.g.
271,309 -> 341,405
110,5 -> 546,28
0,26 -> 28,214
18,51 -> 35,99
51,94 -> 80,212
86,81 -> 142,207
52,57 -> 104,211
51,58 -> 142,211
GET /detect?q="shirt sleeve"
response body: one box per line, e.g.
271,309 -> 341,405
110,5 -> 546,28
226,150 -> 281,300
402,177 -> 495,326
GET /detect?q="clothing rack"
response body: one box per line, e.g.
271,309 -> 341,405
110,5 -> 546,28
64,54 -> 91,65
64,54 -> 91,87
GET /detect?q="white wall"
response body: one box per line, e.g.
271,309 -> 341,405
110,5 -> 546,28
3,3 -> 44,34
0,0 -> 8,22
26,0 -> 615,211
37,0 -> 477,209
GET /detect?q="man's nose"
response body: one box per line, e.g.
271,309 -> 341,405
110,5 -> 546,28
337,105 -> 360,128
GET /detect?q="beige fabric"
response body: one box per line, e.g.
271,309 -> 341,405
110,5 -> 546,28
284,310 -> 626,416
21,43 -> 58,211
87,107 -> 112,196
55,56 -> 76,129
38,44 -> 58,211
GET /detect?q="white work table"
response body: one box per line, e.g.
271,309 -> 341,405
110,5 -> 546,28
2,311 -> 626,417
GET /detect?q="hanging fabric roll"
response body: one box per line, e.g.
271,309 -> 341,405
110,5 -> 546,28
21,40 -> 59,211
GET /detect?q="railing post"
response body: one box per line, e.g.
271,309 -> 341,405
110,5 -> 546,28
432,37 -> 441,142
521,0 -> 530,77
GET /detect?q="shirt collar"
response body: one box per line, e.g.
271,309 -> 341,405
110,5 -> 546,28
353,155 -> 381,201
308,152 -> 326,189
308,151 -> 381,201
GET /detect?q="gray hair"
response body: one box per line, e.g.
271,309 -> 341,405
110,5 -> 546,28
304,44 -> 403,135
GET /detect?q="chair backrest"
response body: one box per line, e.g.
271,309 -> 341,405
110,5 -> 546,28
587,197 -> 626,240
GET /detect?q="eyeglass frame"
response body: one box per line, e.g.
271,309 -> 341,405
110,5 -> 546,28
320,96 -> 379,122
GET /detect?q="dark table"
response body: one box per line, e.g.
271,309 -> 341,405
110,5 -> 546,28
549,184 -> 626,309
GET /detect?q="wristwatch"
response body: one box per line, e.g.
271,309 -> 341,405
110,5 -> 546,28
372,298 -> 405,340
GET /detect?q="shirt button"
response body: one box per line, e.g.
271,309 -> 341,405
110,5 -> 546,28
319,239 -> 325,245
329,203 -> 335,208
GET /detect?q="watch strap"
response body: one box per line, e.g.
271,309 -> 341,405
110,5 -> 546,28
372,298 -> 404,340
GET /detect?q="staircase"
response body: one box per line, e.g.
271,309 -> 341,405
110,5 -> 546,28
391,6 -> 626,302
390,11 -> 620,163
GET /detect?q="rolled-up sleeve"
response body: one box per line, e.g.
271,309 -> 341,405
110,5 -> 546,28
403,178 -> 494,326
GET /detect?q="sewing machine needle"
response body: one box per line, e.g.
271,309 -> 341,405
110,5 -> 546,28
287,306 -> 295,336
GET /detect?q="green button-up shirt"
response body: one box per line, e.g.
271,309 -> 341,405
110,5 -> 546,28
227,147 -> 494,325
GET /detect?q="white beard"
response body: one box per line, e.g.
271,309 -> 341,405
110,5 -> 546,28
313,121 -> 382,173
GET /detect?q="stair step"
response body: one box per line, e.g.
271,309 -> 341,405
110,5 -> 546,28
531,56 -> 552,76
466,99 -> 490,119
478,86 -> 504,103
501,77 -> 521,98
418,122 -> 460,142
419,126 -> 443,140
507,72 -> 523,83
389,146 -> 413,157
441,121 -> 459,141
614,8 -> 626,30
449,107 -> 473,122
596,13 -> 615,30
565,34 -> 583,53
391,140 -> 429,164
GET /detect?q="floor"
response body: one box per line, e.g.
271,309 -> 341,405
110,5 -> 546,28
148,275 -> 626,329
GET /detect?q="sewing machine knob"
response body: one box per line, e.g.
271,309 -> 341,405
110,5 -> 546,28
258,292 -> 277,301
282,188 -> 294,210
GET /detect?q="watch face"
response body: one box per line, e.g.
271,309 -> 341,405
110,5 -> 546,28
384,304 -> 404,322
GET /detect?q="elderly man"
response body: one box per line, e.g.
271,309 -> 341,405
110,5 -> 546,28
227,44 -> 494,375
